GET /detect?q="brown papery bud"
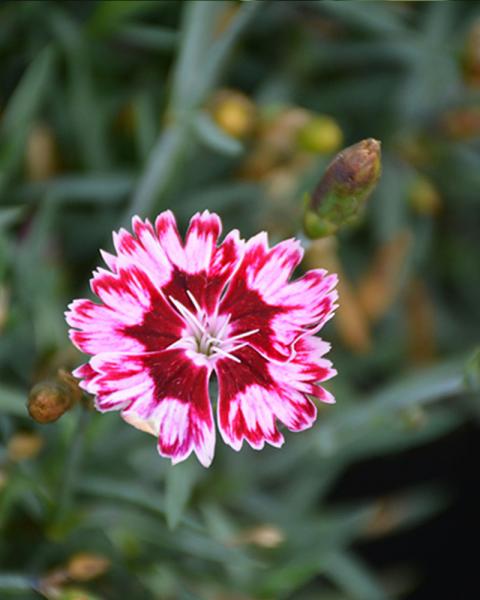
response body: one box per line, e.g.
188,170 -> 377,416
28,381 -> 75,424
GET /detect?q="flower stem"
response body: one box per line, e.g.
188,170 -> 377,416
52,403 -> 90,530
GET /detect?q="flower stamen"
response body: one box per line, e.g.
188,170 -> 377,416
211,347 -> 242,363
168,291 -> 256,363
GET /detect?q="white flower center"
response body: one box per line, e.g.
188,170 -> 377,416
168,290 -> 258,363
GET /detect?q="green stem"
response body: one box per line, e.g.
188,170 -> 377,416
53,404 -> 90,528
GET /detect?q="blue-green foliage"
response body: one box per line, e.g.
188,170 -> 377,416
1,1 -> 479,598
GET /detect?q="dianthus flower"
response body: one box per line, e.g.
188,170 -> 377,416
66,211 -> 338,466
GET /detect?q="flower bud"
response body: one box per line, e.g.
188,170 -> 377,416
0,286 -> 8,332
7,432 -> 44,462
462,20 -> 480,87
408,176 -> 441,216
28,381 -> 74,424
303,138 -> 381,238
211,90 -> 256,139
233,524 -> 285,548
297,114 -> 343,154
67,553 -> 111,582
441,106 -> 480,140
25,123 -> 59,181
0,470 -> 7,492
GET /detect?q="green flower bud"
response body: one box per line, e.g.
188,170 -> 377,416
297,114 -> 343,155
303,138 -> 381,239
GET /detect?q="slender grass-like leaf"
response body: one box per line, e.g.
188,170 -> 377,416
0,385 -> 27,417
325,550 -> 387,600
193,112 -> 244,157
165,459 -> 199,530
1,47 -> 55,137
89,0 -> 162,35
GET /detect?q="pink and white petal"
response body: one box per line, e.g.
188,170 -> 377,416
227,233 -> 303,303
183,210 -> 221,273
219,234 -> 306,361
221,247 -> 338,361
111,217 -> 173,289
66,299 -> 146,355
268,337 -> 336,401
155,396 -> 215,467
89,349 -> 215,467
184,228 -> 245,314
215,346 -> 319,452
100,249 -> 118,272
72,362 -> 98,393
88,265 -> 184,353
204,229 -> 244,310
158,214 -> 244,315
155,210 -> 187,271
271,269 -> 339,349
88,352 -> 153,411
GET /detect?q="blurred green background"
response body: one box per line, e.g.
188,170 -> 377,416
1,1 -> 480,599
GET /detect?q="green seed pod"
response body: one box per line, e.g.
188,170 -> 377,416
303,138 -> 382,239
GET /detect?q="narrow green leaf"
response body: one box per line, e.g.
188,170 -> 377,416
0,46 -> 55,196
126,124 -> 190,221
335,409 -> 463,462
15,174 -> 135,204
133,91 -> 159,161
165,459 -> 199,530
0,574 -> 32,593
325,550 -> 387,600
193,112 -> 243,157
197,1 -> 261,104
464,347 -> 480,392
0,207 -> 26,229
1,46 -> 55,136
127,1 -> 258,219
89,0 -> 161,35
0,385 -> 27,417
118,24 -> 178,51
327,357 -> 465,437
78,476 -> 165,518
176,181 -> 261,217
50,12 -> 111,170
310,1 -> 408,36
169,1 -> 224,111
